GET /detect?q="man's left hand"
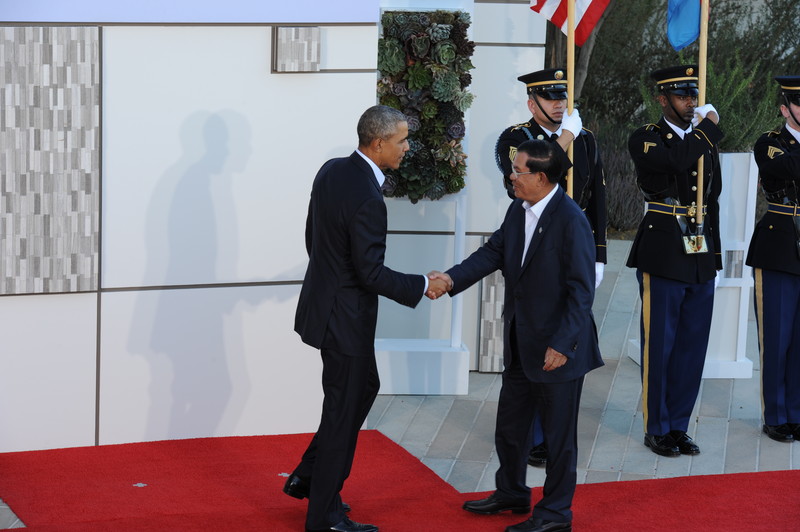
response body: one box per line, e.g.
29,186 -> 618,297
543,347 -> 567,371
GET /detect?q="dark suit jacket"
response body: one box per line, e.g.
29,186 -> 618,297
495,119 -> 608,263
294,152 -> 425,356
746,125 -> 800,275
626,116 -> 723,283
446,186 -> 603,382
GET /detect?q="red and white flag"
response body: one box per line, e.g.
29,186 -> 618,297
530,0 -> 611,46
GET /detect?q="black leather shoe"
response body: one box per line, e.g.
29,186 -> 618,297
763,423 -> 794,442
463,493 -> 531,515
670,430 -> 700,455
644,433 -> 680,457
305,517 -> 378,532
506,516 -> 572,532
283,473 -> 310,499
527,443 -> 547,467
283,474 -> 351,512
790,423 -> 800,440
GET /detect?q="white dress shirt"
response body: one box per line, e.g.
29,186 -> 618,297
521,184 -> 559,265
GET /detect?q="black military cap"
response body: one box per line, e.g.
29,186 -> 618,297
776,75 -> 800,105
518,68 -> 568,100
651,65 -> 699,96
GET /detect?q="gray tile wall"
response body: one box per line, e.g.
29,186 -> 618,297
275,26 -> 320,72
479,269 -> 504,372
0,26 -> 100,294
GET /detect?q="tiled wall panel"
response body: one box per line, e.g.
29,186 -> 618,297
0,26 -> 100,294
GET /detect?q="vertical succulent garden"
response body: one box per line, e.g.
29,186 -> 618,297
377,10 -> 475,203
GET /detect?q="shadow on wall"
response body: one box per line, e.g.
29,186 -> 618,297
126,110 -> 267,441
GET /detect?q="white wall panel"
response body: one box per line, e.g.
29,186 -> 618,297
99,286 -> 323,444
0,294 -> 97,452
376,232 -> 453,340
467,36 -> 545,233
102,26 -> 378,289
320,26 -> 379,70
2,0 -> 378,24
473,2 -> 547,44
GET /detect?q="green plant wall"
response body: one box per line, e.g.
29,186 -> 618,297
377,10 -> 475,203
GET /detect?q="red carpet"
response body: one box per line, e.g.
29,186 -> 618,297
0,430 -> 798,531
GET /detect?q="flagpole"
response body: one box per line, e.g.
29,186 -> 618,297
695,0 -> 709,226
566,0 -> 575,198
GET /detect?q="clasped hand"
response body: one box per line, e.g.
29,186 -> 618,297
426,271 -> 453,300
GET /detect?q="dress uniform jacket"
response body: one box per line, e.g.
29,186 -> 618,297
626,117 -> 724,282
746,125 -> 800,274
496,120 -> 607,263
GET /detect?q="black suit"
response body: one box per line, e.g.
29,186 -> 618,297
293,151 -> 425,530
446,186 -> 603,522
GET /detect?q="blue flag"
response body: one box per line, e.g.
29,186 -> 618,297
667,0 -> 700,51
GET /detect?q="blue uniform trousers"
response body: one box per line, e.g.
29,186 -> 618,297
636,270 -> 714,436
528,411 -> 545,447
753,268 -> 800,426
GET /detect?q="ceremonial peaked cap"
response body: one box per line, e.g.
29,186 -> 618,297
776,75 -> 800,105
651,65 -> 699,96
518,68 -> 568,100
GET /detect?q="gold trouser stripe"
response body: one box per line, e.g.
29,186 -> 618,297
642,272 -> 651,431
754,268 -> 765,421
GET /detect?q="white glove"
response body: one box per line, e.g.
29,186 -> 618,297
692,104 -> 718,126
595,262 -> 604,289
714,271 -> 720,289
561,109 -> 583,138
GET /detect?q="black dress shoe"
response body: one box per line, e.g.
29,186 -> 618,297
283,473 -> 310,499
527,443 -> 547,467
463,493 -> 531,515
283,473 -> 351,512
670,430 -> 700,455
305,517 -> 377,532
644,433 -> 680,457
763,423 -> 794,442
790,423 -> 800,440
506,516 -> 572,532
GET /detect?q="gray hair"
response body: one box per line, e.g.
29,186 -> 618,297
357,105 -> 407,147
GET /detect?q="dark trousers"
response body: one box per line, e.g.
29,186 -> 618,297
753,268 -> 800,426
292,349 -> 380,530
636,270 -> 714,436
494,333 -> 583,523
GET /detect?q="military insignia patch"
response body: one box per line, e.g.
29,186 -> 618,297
643,142 -> 657,154
509,146 -> 518,162
767,146 -> 784,159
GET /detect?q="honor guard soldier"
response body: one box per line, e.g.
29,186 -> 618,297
626,65 -> 724,457
495,68 -> 606,468
496,69 -> 607,270
746,75 -> 800,443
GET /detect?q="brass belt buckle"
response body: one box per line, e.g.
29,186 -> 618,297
686,205 -> 697,217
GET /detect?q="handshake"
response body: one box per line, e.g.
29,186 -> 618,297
425,271 -> 453,300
